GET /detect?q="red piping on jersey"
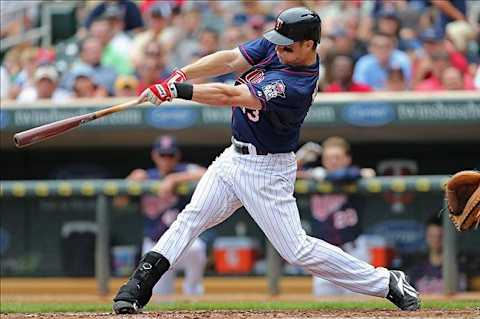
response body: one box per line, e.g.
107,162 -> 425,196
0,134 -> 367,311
278,67 -> 318,76
237,77 -> 247,85
239,45 -> 255,65
257,53 -> 276,66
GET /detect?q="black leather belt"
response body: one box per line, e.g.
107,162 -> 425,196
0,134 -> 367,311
232,141 -> 268,155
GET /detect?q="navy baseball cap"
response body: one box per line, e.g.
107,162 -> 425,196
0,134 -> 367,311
152,135 -> 178,155
378,9 -> 400,21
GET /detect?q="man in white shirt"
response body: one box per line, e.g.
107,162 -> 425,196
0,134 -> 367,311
17,65 -> 71,103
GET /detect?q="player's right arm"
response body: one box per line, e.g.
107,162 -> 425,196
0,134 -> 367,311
127,169 -> 148,181
179,49 -> 251,81
170,37 -> 269,82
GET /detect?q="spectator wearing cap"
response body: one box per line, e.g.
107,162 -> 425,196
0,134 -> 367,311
114,75 -> 139,97
420,28 -> 468,73
84,0 -> 143,32
131,1 -> 174,68
353,31 -> 411,90
101,4 -> 134,59
71,67 -> 108,98
17,65 -> 71,103
62,37 -> 117,95
99,8 -> 135,75
113,135 -> 207,296
324,55 -> 372,93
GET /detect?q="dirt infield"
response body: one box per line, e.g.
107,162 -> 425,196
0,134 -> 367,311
4,309 -> 480,319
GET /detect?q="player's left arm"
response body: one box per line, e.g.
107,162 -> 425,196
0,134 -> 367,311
143,82 -> 263,110
191,83 -> 262,110
164,165 -> 207,185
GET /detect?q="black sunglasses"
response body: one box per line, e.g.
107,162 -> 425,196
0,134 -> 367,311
158,153 -> 176,158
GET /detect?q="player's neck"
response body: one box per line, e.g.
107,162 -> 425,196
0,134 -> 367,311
288,52 -> 316,68
300,51 -> 317,67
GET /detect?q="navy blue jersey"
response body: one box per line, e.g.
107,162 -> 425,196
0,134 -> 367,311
307,166 -> 364,246
140,163 -> 197,241
232,38 -> 319,153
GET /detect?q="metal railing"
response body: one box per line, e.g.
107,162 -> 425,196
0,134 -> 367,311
0,176 -> 457,295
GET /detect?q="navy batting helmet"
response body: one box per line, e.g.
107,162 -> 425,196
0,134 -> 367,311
263,7 -> 321,46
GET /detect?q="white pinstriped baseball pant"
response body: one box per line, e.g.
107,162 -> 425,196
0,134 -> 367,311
153,145 -> 390,297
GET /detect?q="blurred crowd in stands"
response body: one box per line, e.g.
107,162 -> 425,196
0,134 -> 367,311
1,0 -> 479,102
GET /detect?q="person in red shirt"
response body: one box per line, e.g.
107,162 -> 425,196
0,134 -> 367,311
412,29 -> 469,88
414,51 -> 450,91
324,55 -> 372,93
415,51 -> 475,91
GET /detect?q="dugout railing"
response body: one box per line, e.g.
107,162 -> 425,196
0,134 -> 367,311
0,176 -> 459,295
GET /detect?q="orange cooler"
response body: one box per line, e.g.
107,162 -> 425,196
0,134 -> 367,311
213,237 -> 257,274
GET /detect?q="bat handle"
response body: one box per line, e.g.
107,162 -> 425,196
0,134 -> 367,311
94,96 -> 144,118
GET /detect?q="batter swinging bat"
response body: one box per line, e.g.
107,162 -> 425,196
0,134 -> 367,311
13,97 -> 144,148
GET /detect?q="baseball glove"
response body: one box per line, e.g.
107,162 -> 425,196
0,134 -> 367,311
445,170 -> 480,231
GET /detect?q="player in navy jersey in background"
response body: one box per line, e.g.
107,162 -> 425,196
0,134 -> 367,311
407,215 -> 466,294
115,135 -> 207,296
297,136 -> 376,296
113,7 -> 420,314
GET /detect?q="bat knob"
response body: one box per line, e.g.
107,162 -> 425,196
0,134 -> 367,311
13,134 -> 25,148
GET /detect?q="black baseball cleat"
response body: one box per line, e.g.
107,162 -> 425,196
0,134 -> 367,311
112,251 -> 170,315
113,300 -> 140,314
386,270 -> 421,311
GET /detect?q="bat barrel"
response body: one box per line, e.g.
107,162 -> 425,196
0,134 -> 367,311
13,114 -> 94,148
13,98 -> 141,148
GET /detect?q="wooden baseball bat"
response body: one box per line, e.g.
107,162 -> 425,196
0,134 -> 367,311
14,97 -> 143,148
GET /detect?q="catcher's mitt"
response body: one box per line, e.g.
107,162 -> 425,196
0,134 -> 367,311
445,170 -> 480,231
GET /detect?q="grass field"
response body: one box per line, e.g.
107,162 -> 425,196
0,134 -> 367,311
1,278 -> 479,318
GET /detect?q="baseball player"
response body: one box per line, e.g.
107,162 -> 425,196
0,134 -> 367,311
113,7 -> 420,314
116,135 -> 207,296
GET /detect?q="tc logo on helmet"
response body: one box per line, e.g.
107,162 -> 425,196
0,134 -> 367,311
275,18 -> 284,31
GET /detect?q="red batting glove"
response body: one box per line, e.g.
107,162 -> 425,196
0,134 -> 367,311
142,81 -> 178,105
165,69 -> 187,84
